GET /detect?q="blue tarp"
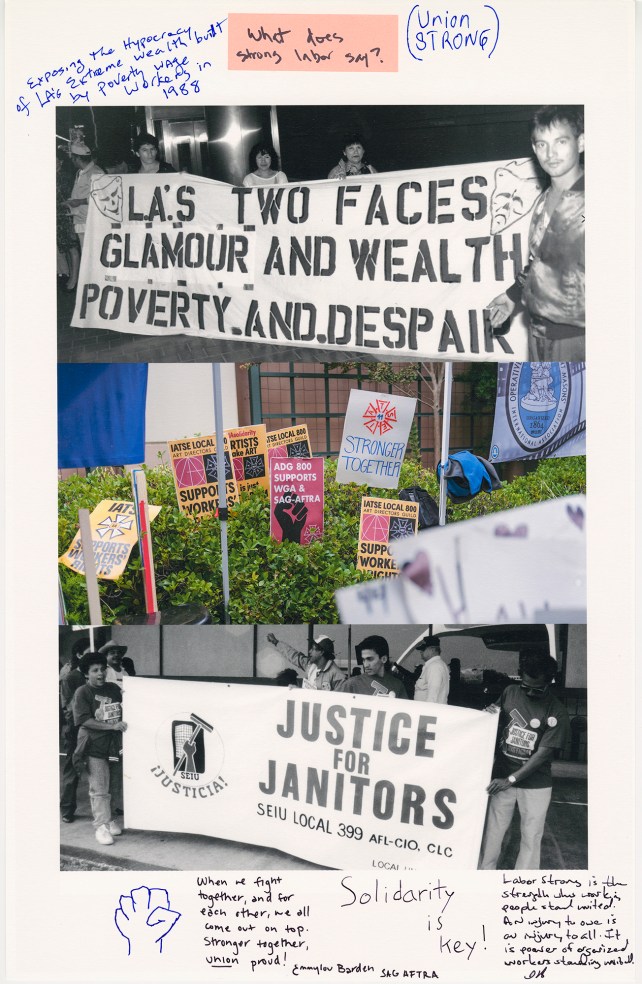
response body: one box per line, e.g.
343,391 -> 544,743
58,364 -> 148,468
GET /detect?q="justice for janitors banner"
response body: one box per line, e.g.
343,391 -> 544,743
489,362 -> 586,463
71,161 -> 541,360
123,678 -> 497,870
59,499 -> 161,579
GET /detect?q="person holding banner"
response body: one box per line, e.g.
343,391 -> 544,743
266,633 -> 346,690
486,106 -> 585,361
413,636 -> 450,705
64,140 -> 104,254
479,651 -> 570,870
338,636 -> 409,699
327,133 -> 377,179
132,132 -> 176,174
243,142 -> 288,187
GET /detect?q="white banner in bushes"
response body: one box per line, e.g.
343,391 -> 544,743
71,160 -> 539,360
123,678 -> 497,870
336,495 -> 587,624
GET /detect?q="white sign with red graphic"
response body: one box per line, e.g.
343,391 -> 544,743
336,389 -> 417,490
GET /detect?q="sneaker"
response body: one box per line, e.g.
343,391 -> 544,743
95,824 -> 115,846
108,820 -> 122,837
61,814 -> 75,824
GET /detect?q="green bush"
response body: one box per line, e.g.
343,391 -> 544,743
59,455 -> 586,624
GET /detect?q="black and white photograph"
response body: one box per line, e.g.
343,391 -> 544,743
57,102 -> 585,365
58,623 -> 588,873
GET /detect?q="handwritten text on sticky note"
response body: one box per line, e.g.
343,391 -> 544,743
229,15 -> 398,72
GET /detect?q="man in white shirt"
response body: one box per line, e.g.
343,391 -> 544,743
413,636 -> 449,705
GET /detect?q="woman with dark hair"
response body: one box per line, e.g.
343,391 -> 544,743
243,141 -> 288,187
132,131 -> 176,174
328,133 -> 377,179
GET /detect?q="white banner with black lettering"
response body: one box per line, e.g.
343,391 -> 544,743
489,362 -> 586,462
123,678 -> 497,870
71,161 -> 539,360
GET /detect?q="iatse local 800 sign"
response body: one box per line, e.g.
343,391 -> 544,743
124,678 -> 497,869
73,159 -> 540,360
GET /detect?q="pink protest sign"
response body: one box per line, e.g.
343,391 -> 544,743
270,457 -> 324,545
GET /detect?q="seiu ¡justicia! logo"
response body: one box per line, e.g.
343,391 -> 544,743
151,710 -> 228,800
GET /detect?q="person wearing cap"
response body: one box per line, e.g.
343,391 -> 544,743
337,636 -> 409,699
64,140 -> 105,255
479,650 -> 570,870
99,641 -> 130,690
413,636 -> 449,705
266,633 -> 346,691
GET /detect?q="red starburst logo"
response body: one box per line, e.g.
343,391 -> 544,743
362,399 -> 398,436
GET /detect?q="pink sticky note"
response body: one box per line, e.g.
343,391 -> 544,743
229,14 -> 398,72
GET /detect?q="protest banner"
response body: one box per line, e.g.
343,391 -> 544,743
489,362 -> 586,462
59,499 -> 161,579
337,495 -> 586,624
124,677 -> 497,870
167,434 -> 237,518
357,497 -> 419,576
336,389 -> 417,489
224,425 -> 269,495
71,162 -> 540,361
270,457 -> 324,544
266,424 -> 312,462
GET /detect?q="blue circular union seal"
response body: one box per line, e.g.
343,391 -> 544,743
506,363 -> 570,452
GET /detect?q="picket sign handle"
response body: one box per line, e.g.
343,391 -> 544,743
78,508 -> 103,626
131,469 -> 158,614
58,574 -> 67,626
438,361 -> 453,527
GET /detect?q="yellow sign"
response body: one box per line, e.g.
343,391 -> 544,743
59,499 -> 161,580
357,497 -> 419,576
167,435 -> 238,518
224,425 -> 269,495
266,424 -> 312,462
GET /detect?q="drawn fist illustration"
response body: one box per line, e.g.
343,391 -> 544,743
274,495 -> 308,544
267,632 -> 278,646
115,885 -> 181,956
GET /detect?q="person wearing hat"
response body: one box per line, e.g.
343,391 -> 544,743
413,635 -> 449,705
479,650 -> 570,870
266,633 -> 346,691
338,636 -> 409,699
64,140 -> 104,257
99,641 -> 131,690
